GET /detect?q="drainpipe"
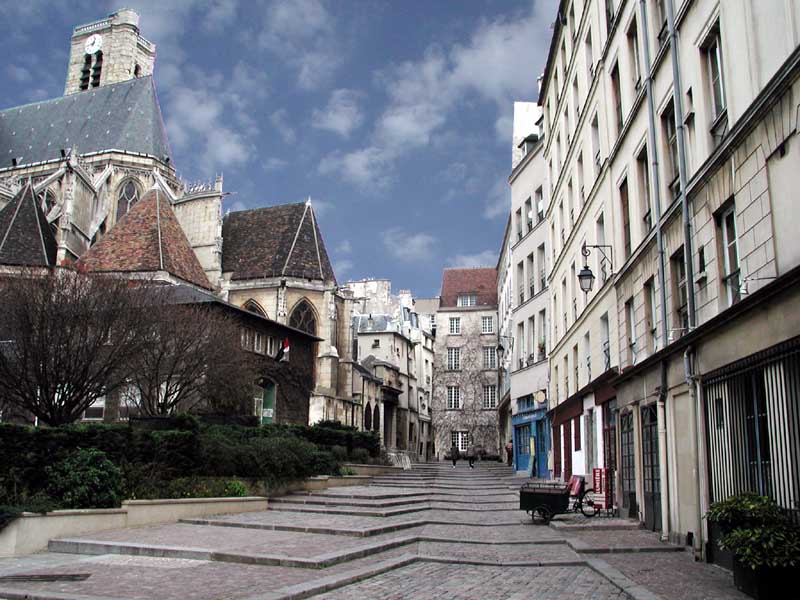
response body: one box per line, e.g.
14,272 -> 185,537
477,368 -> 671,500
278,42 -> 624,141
665,0 -> 696,327
639,0 -> 671,543
684,346 -> 704,558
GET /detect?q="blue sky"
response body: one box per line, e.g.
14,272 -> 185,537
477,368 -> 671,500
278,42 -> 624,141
1,0 -> 557,297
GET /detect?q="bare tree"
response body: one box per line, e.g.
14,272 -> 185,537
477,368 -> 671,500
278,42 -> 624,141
0,269 -> 147,426
123,303 -> 257,416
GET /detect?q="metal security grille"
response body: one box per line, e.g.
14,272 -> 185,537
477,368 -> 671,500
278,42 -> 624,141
641,404 -> 661,531
704,336 -> 800,522
603,403 -> 617,506
620,411 -> 638,515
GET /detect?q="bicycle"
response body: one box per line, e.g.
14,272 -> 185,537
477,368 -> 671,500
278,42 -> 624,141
568,475 -> 598,518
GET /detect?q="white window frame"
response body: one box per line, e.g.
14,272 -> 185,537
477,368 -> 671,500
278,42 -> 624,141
447,347 -> 461,371
721,205 -> 740,305
451,430 -> 469,451
706,29 -> 726,120
447,386 -> 462,409
254,332 -> 263,354
481,316 -> 494,334
483,385 -> 497,409
483,346 -> 497,370
457,294 -> 477,307
449,317 -> 461,335
83,395 -> 106,421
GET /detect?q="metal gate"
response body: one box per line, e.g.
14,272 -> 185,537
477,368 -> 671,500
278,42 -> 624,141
602,402 -> 617,507
620,411 -> 638,517
704,336 -> 800,523
641,404 -> 661,531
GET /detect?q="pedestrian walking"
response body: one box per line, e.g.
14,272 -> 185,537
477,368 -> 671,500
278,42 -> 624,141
505,439 -> 513,466
467,444 -> 476,469
450,443 -> 460,468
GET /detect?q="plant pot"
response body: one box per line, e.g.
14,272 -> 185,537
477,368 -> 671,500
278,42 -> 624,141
733,558 -> 798,599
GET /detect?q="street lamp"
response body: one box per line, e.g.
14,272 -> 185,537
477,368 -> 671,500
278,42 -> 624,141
577,242 -> 614,294
578,264 -> 595,293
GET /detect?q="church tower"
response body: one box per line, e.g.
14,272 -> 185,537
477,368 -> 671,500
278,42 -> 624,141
64,9 -> 156,95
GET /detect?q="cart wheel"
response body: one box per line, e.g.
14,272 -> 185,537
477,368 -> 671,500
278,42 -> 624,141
580,489 -> 598,518
535,505 -> 552,524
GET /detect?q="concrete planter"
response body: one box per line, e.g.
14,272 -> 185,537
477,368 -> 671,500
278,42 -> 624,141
0,497 -> 267,558
341,463 -> 404,476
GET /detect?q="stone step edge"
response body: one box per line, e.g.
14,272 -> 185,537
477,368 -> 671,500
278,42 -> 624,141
178,519 -> 569,545
567,538 -> 685,554
297,491 -> 511,499
272,497 -> 517,507
0,587 -> 120,600
268,504 -> 521,516
47,535 -> 418,570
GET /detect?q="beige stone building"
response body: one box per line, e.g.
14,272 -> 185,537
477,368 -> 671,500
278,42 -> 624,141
345,279 -> 435,461
432,268 -> 500,460
538,0 -> 800,564
505,102 -> 553,477
0,9 -> 358,426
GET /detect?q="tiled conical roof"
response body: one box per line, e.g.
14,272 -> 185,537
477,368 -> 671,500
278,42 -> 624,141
222,200 -> 336,283
77,188 -> 211,289
0,182 -> 57,267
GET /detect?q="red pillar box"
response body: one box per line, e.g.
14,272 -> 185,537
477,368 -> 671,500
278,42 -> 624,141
592,467 -> 611,510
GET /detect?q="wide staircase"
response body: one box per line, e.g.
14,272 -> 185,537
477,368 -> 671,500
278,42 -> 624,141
0,462 -> 687,600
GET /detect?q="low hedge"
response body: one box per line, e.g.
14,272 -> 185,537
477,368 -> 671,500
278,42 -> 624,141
0,419 -> 379,518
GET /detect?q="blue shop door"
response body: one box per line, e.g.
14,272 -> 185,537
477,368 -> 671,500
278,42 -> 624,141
514,424 -> 531,472
535,419 -> 549,478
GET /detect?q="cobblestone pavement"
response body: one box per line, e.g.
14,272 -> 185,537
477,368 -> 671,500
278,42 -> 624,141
0,463 -> 747,600
312,562 -> 627,600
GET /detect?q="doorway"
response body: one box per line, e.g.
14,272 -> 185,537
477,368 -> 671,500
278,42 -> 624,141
641,404 -> 661,531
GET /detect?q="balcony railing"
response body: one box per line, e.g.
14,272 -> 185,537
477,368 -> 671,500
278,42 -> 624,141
602,340 -> 611,370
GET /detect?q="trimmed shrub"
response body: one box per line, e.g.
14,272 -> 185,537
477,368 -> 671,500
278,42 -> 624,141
45,448 -> 124,509
349,448 -> 370,464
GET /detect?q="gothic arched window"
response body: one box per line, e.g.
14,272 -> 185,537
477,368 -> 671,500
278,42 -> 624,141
243,299 -> 267,318
289,300 -> 317,335
373,404 -> 380,432
116,179 -> 140,222
364,402 -> 372,430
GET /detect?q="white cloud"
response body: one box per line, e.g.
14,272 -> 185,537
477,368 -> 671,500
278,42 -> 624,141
447,249 -> 497,268
482,177 -> 511,220
320,0 -> 557,203
263,157 -> 289,172
382,228 -> 437,262
270,109 -> 297,144
311,198 -> 332,218
333,258 -> 354,277
319,147 -> 391,188
257,0 -> 342,90
312,89 -> 364,138
336,240 -> 353,254
6,65 -> 32,82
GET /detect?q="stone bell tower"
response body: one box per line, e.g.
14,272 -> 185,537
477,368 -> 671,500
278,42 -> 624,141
64,9 -> 156,95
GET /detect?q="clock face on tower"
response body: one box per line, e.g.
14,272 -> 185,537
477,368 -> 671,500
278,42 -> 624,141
84,34 -> 102,54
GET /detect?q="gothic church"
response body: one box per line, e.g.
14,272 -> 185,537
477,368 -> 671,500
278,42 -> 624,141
0,9 -> 358,425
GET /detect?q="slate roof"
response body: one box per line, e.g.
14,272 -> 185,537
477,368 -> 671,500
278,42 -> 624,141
222,201 -> 336,283
440,267 -> 498,308
77,189 -> 211,289
0,182 -> 57,267
0,76 -> 171,167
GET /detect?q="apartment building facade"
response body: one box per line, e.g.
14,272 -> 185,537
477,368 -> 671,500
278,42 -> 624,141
539,0 -> 800,563
432,268 -> 500,459
540,0 -> 622,495
506,104 -> 553,477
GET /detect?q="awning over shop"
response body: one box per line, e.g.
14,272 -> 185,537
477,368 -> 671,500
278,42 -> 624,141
548,368 -> 618,426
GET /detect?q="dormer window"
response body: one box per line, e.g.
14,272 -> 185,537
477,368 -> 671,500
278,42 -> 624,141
457,293 -> 477,307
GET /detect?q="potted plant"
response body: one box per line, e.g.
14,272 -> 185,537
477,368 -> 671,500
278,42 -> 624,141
706,492 -> 800,599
